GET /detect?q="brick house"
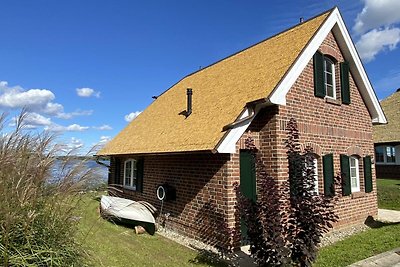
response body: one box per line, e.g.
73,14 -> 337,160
373,89 -> 400,179
98,7 -> 386,249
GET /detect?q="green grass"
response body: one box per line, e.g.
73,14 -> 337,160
77,193 -> 228,267
377,178 -> 400,210
315,222 -> 400,267
315,178 -> 400,266
77,178 -> 400,267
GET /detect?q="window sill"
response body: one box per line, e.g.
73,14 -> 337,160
351,191 -> 366,199
325,97 -> 341,105
376,162 -> 399,165
122,186 -> 138,192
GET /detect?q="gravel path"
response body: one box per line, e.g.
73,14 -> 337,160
157,222 -> 369,254
320,224 -> 369,247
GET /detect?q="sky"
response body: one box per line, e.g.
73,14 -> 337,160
0,0 -> 399,154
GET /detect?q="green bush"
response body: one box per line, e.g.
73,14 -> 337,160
0,112 -> 98,266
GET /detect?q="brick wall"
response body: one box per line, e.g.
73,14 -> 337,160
107,30 -> 378,250
233,31 -> 377,231
109,153 -> 233,248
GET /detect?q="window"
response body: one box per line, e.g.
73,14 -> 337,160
386,146 -> 396,163
375,146 -> 384,163
324,57 -> 336,99
349,156 -> 360,192
375,145 -> 397,164
314,52 -> 349,103
305,154 -> 319,194
124,159 -> 137,189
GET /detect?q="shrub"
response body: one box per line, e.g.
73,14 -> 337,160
236,118 -> 339,266
0,111 -> 98,266
235,137 -> 290,266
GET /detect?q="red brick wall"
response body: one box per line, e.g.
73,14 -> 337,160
107,31 -> 378,249
234,31 -> 377,230
109,153 -> 233,248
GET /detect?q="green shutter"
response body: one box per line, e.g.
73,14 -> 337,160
340,154 -> 351,196
340,62 -> 350,104
136,158 -> 144,193
314,51 -> 325,98
364,156 -> 373,193
323,154 -> 334,197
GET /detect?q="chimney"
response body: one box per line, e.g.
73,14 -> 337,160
299,17 -> 304,23
186,88 -> 192,117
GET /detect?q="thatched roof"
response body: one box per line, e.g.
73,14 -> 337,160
373,90 -> 400,143
98,9 -> 331,156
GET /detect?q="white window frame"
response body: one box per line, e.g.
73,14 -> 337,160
324,57 -> 336,99
386,146 -> 396,163
123,159 -> 137,190
349,156 -> 360,193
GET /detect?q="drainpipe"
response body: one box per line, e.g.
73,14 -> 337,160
222,105 -> 256,131
222,98 -> 270,131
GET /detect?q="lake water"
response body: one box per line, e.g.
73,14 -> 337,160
51,159 -> 109,187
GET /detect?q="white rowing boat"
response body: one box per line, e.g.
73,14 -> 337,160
100,195 -> 157,235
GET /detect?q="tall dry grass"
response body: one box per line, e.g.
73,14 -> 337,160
0,111 -> 99,266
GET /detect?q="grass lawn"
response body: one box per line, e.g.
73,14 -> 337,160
77,178 -> 400,267
376,178 -> 400,210
315,178 -> 400,266
315,222 -> 400,267
77,193 -> 228,267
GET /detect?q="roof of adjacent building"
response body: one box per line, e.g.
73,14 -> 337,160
373,90 -> 400,143
99,9 -> 331,156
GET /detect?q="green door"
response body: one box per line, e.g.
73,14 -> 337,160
240,150 -> 257,243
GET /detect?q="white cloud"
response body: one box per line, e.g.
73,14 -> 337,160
45,123 -> 89,132
56,109 -> 93,119
0,87 -> 55,109
10,112 -> 52,129
93,124 -> 112,130
42,102 -> 64,115
24,112 -> 52,126
353,0 -> 400,62
99,135 -> 111,144
0,81 -> 92,120
124,111 -> 142,122
76,87 -> 100,98
356,27 -> 400,62
60,137 -> 84,154
353,0 -> 400,34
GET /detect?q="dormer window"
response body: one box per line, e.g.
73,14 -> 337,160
324,57 -> 336,99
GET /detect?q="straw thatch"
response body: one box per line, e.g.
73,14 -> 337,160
373,90 -> 400,143
99,10 -> 331,156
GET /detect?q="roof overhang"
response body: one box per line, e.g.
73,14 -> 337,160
269,7 -> 387,124
215,100 -> 271,153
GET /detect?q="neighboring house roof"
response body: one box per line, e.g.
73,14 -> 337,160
99,7 -> 386,156
373,90 -> 400,143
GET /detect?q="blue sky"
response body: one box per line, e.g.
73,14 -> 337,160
0,0 -> 399,154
